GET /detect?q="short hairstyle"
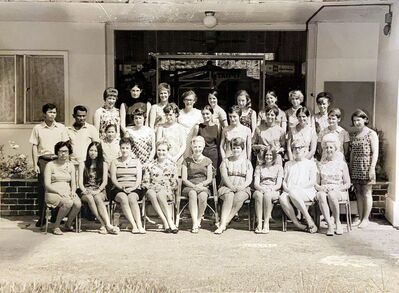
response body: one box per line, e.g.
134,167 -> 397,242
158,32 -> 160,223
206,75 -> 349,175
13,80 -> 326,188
103,87 -> 118,101
291,138 -> 306,149
235,90 -> 251,108
316,92 -> 332,104
265,90 -> 278,101
130,81 -> 143,91
54,141 -> 73,155
191,136 -> 205,147
119,137 -> 132,147
132,107 -> 147,119
228,105 -> 241,115
328,108 -> 342,119
264,105 -> 279,117
156,139 -> 171,151
104,124 -> 117,133
288,90 -> 304,103
163,102 -> 179,117
181,90 -> 197,103
202,105 -> 214,114
208,89 -> 219,99
230,137 -> 245,149
42,103 -> 57,114
296,106 -> 311,117
259,145 -> 277,165
158,83 -> 171,95
351,109 -> 369,126
73,105 -> 88,115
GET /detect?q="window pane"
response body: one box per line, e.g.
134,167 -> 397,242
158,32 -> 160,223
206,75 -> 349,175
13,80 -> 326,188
26,55 -> 64,123
0,56 -> 16,123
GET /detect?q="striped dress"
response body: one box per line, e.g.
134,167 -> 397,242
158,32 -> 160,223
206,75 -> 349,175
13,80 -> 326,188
114,157 -> 141,189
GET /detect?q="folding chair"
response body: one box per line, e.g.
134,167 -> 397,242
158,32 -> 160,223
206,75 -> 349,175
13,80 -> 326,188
77,200 -> 112,232
282,200 -> 319,232
339,198 -> 352,232
111,198 -> 146,229
42,204 -> 80,234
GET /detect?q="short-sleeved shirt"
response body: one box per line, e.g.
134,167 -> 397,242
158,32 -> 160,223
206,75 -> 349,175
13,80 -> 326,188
29,121 -> 69,156
318,126 -> 350,153
212,105 -> 227,126
255,164 -> 283,186
102,138 -> 121,164
68,122 -> 99,164
183,156 -> 212,185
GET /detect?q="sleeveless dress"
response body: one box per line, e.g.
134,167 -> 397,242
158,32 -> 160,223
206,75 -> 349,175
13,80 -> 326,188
350,129 -> 375,184
255,164 -> 283,199
218,157 -> 252,197
198,123 -> 219,169
223,125 -> 251,158
152,103 -> 167,129
126,126 -> 154,165
240,108 -> 254,131
253,124 -> 285,165
124,95 -> 149,127
95,106 -> 120,140
317,159 -> 349,200
45,162 -> 73,208
111,157 -> 142,200
283,159 -> 317,201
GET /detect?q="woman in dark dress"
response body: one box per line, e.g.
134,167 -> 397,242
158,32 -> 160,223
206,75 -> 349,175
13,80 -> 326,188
120,81 -> 151,137
194,105 -> 221,169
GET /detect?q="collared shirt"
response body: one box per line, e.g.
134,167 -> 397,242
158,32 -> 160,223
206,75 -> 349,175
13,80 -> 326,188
29,121 -> 69,157
68,122 -> 100,164
318,125 -> 350,153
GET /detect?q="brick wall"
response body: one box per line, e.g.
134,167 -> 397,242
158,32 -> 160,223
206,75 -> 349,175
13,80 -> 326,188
0,179 -> 39,216
371,182 -> 389,218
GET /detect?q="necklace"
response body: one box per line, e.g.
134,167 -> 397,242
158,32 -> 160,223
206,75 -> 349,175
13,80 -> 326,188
192,155 -> 204,164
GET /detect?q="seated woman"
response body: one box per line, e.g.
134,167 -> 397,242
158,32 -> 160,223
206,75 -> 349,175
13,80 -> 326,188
287,107 -> 317,161
181,136 -> 213,233
110,138 -> 145,234
279,138 -> 318,233
125,107 -> 156,167
142,140 -> 179,233
253,105 -> 285,165
316,134 -> 351,236
215,137 -> 253,234
44,141 -> 82,235
79,142 -> 119,234
253,146 -> 283,234
156,103 -> 186,167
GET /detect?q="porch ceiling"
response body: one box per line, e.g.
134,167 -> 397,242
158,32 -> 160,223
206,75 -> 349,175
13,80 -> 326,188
0,0 -> 392,27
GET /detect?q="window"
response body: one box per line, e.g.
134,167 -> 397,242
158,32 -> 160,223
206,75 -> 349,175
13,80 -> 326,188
0,51 -> 67,125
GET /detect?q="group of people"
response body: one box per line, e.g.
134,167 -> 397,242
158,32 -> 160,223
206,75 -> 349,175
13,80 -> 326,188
29,82 -> 379,236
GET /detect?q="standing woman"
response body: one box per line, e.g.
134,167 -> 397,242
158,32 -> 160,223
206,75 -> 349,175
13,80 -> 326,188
149,83 -> 171,129
44,141 -> 81,235
208,90 -> 228,128
125,108 -> 156,167
156,103 -> 187,166
94,87 -> 121,141
79,142 -> 119,234
253,105 -> 286,165
286,107 -> 317,161
178,90 -> 203,157
194,105 -> 221,169
285,90 -> 315,132
220,106 -> 252,160
236,90 -> 257,136
350,109 -> 379,228
258,90 -> 287,131
120,82 -> 151,137
142,140 -> 179,233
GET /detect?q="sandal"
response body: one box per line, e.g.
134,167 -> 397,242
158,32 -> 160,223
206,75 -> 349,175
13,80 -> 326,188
99,226 -> 108,235
107,226 -> 119,235
305,225 -> 318,234
254,228 -> 262,234
191,227 -> 199,234
53,227 -> 63,235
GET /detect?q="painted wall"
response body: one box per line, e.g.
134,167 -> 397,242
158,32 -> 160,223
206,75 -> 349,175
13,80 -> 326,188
0,22 -> 106,159
375,2 -> 399,226
309,22 -> 380,120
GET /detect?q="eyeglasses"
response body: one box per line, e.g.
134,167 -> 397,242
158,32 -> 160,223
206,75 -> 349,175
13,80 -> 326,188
292,146 -> 305,150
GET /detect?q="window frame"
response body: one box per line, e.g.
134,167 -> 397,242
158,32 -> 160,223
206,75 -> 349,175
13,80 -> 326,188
0,50 -> 69,129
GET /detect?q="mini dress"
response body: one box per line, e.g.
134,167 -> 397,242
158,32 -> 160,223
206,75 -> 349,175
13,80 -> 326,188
218,157 -> 252,198
350,129 -> 376,184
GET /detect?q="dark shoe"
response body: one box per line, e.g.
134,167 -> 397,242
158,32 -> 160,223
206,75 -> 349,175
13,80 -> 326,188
35,220 -> 45,227
164,228 -> 172,234
171,228 -> 179,234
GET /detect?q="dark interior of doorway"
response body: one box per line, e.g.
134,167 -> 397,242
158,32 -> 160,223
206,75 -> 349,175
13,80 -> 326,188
114,30 -> 307,111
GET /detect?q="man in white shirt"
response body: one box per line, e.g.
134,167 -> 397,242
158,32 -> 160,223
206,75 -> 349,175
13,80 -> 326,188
29,103 -> 69,227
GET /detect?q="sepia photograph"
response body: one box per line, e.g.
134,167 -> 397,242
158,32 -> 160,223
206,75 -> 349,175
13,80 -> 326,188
0,0 -> 398,292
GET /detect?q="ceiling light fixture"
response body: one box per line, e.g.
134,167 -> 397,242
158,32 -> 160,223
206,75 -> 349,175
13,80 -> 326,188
203,11 -> 217,29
